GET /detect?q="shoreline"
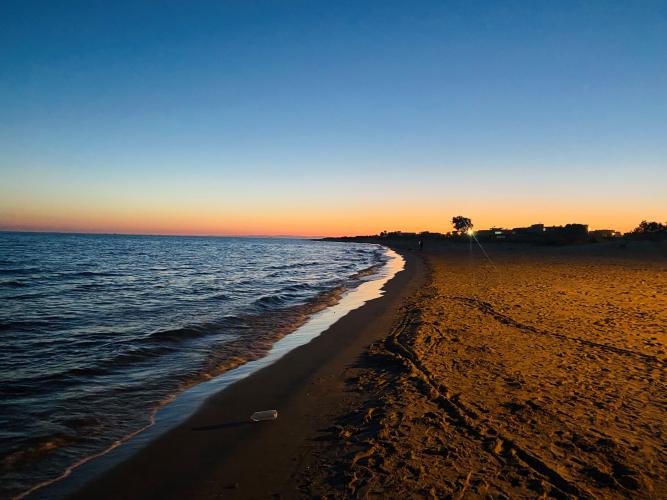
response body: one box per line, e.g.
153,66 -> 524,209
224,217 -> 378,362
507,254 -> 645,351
3,236 -> 394,500
43,244 -> 426,498
19,241 -> 665,498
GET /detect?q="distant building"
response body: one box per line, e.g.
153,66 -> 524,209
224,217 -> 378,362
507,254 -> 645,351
511,224 -> 545,235
490,223 -> 591,243
450,222 -> 619,244
542,224 -> 589,243
565,223 -> 589,235
504,223 -> 547,241
477,227 -> 510,240
590,229 -> 621,239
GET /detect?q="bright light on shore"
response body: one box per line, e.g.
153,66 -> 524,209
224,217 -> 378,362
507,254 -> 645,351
467,229 -> 474,236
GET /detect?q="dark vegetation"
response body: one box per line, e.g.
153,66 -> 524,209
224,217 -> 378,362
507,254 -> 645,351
451,216 -> 473,235
322,219 -> 667,245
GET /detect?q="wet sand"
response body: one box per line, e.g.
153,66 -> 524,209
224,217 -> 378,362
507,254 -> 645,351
71,241 -> 666,499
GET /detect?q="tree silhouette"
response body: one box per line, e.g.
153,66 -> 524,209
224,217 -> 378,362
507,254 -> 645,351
633,220 -> 666,234
451,216 -> 473,235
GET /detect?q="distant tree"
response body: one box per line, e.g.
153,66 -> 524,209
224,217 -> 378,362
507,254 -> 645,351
633,220 -> 667,233
451,216 -> 473,235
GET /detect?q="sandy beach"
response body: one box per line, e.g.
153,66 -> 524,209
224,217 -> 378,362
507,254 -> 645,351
302,241 -> 666,498
70,241 -> 665,499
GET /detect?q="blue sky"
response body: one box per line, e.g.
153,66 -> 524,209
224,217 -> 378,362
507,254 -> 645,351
1,1 -> 665,234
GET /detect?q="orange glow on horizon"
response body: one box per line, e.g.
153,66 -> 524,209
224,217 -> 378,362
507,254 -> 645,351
0,197 -> 658,237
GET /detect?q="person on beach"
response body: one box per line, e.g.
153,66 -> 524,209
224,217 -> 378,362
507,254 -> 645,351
418,239 -> 423,251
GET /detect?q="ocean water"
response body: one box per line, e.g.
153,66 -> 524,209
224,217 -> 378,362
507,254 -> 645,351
0,232 -> 389,498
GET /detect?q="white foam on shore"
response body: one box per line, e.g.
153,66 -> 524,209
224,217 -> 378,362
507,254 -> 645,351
27,245 -> 404,499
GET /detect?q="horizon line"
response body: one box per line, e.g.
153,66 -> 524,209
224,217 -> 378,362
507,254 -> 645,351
1,221 -> 643,240
0,229 -> 325,239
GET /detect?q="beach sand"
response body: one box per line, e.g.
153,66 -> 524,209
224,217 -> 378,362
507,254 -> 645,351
301,241 -> 666,498
71,241 -> 665,499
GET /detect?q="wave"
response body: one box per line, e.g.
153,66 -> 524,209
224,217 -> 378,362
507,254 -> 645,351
61,345 -> 178,378
267,261 -> 321,270
0,267 -> 41,275
0,319 -> 53,332
147,325 -> 210,342
1,346 -> 178,390
254,294 -> 291,308
0,280 -> 28,288
72,282 -> 109,291
144,315 -> 246,344
282,282 -> 317,291
3,291 -> 52,301
1,434 -> 79,473
63,366 -> 116,378
102,345 -> 176,368
251,285 -> 327,311
348,264 -> 383,280
58,270 -> 121,278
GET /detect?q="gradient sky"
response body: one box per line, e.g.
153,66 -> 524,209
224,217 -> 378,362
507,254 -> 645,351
1,1 -> 665,236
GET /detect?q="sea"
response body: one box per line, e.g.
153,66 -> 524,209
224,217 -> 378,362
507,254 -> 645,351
0,232 -> 396,498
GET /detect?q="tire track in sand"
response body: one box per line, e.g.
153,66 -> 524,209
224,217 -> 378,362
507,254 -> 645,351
384,305 -> 591,499
453,296 -> 665,367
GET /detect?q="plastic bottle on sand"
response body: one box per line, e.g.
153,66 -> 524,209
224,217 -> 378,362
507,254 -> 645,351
250,410 -> 278,422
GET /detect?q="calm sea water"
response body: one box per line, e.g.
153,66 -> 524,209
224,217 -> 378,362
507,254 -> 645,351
0,232 -> 387,498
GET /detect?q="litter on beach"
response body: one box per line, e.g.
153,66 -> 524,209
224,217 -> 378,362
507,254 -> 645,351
250,410 -> 278,422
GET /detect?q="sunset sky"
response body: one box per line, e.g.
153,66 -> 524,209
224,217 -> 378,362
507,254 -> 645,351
1,1 -> 665,236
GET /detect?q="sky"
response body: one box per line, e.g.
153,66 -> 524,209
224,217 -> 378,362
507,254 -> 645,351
1,1 -> 665,236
